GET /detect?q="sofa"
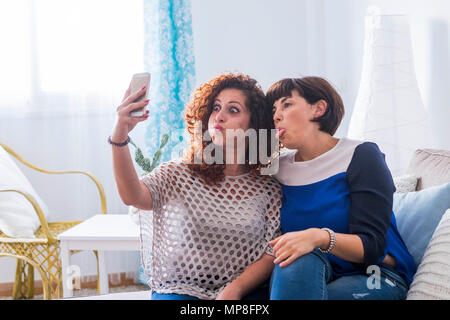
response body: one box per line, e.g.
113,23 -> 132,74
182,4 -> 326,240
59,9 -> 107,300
400,148 -> 450,299
405,149 -> 450,191
65,148 -> 450,300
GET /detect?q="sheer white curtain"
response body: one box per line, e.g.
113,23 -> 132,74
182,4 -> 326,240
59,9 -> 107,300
0,0 -> 145,283
0,0 -> 144,116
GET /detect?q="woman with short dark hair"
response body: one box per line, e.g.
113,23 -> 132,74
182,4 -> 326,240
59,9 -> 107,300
266,76 -> 416,300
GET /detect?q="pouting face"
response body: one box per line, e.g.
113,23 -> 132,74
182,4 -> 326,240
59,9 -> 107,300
272,90 -> 320,149
207,88 -> 251,148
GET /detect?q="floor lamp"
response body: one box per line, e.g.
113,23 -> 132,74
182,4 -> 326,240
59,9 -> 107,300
348,6 -> 432,176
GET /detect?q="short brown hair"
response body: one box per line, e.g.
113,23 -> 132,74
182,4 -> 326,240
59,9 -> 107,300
266,77 -> 345,136
184,73 -> 274,185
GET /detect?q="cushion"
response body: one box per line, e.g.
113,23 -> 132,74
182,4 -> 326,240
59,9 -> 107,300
406,149 -> 450,191
393,182 -> 450,267
393,174 -> 418,193
0,145 -> 50,238
407,209 -> 450,300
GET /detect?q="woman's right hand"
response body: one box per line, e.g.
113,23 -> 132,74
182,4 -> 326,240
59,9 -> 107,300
111,85 -> 150,140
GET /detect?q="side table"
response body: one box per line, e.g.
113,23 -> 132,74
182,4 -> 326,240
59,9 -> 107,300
58,214 -> 141,298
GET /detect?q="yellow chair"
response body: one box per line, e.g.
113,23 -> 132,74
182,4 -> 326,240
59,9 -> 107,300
0,142 -> 107,299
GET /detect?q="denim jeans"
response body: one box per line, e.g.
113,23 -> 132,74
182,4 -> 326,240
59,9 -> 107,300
270,249 -> 409,300
151,292 -> 199,300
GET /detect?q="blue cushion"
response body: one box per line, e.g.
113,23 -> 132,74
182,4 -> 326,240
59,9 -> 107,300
393,182 -> 450,267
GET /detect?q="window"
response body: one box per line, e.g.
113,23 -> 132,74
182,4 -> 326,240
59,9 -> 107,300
0,0 -> 144,115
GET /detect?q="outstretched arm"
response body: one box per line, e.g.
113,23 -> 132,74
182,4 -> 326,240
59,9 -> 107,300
111,85 -> 153,210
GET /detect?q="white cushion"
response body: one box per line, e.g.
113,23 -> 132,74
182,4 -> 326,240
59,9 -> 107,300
407,209 -> 450,300
0,145 -> 50,238
393,174 -> 418,193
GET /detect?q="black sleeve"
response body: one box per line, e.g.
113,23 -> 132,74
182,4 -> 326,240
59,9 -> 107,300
346,142 -> 395,266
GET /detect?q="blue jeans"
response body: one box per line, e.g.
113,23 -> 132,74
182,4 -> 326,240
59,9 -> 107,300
152,292 -> 199,300
270,249 -> 409,300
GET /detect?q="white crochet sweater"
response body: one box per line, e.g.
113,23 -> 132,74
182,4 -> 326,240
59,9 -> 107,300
139,158 -> 282,300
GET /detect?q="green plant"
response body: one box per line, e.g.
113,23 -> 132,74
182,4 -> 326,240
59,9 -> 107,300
129,134 -> 169,174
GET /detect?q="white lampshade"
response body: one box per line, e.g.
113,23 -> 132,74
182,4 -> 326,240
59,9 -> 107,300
348,7 -> 432,176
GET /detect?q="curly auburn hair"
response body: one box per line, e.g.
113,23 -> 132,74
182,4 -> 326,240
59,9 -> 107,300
184,73 -> 274,186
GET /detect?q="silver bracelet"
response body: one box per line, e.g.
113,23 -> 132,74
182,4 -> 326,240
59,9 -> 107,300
319,228 -> 336,254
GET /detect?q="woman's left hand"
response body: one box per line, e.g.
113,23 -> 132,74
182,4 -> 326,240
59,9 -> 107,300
269,228 -> 323,267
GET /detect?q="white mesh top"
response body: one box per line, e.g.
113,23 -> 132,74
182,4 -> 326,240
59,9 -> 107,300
138,158 -> 282,300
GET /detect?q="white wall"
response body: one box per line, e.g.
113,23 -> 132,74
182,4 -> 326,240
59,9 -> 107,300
1,0 -> 449,285
191,0 -> 370,138
191,0 -> 450,147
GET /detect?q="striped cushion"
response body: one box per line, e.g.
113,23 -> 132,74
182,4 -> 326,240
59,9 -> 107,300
407,209 -> 450,299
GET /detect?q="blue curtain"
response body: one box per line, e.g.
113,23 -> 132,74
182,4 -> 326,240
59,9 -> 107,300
143,0 -> 196,163
138,0 -> 196,286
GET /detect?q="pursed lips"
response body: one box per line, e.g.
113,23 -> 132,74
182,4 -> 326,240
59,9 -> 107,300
210,124 -> 224,131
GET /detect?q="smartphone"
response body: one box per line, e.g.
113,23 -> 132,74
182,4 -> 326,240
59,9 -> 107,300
129,72 -> 151,117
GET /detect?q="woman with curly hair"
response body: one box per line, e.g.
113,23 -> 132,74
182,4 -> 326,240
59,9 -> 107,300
110,73 -> 282,300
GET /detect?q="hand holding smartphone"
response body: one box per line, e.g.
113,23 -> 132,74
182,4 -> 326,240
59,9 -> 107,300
128,72 -> 151,117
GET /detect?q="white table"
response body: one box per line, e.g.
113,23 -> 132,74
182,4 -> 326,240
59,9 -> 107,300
58,214 -> 140,298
